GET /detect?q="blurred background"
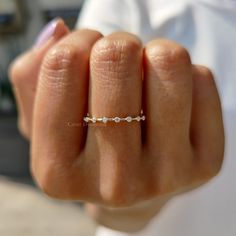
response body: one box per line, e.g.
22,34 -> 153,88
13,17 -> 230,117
0,0 -> 96,235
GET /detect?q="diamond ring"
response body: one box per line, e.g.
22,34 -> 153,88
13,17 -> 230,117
83,111 -> 145,123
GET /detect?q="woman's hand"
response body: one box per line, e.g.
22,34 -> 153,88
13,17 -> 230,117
9,27 -> 224,232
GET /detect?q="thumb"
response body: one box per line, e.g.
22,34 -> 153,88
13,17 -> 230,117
9,18 -> 69,139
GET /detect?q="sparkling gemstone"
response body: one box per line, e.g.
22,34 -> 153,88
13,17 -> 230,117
136,116 -> 141,121
92,117 -> 97,123
126,116 -> 132,122
102,117 -> 108,123
141,116 -> 145,121
84,117 -> 89,122
114,117 -> 121,123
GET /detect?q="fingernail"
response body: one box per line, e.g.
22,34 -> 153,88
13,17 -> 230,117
34,18 -> 60,48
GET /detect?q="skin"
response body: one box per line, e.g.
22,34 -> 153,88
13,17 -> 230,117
9,20 -> 224,232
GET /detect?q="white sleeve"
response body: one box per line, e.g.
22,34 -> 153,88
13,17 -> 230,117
76,0 -> 133,35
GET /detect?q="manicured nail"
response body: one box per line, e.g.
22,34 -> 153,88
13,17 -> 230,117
34,18 -> 60,48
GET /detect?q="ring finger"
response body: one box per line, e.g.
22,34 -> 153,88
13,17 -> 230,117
85,32 -> 143,203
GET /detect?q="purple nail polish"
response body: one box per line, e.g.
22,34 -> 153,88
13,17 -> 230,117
34,18 -> 59,48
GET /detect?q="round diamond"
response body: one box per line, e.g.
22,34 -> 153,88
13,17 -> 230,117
102,117 -> 108,123
136,116 -> 141,121
114,117 -> 121,123
84,117 -> 89,122
141,116 -> 145,121
92,117 -> 97,123
126,116 -> 132,122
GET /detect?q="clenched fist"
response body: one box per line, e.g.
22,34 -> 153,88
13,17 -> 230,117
9,20 -> 224,231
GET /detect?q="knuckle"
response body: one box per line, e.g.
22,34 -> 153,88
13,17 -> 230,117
43,44 -> 75,74
101,191 -> 138,208
145,39 -> 191,71
100,178 -> 135,207
9,51 -> 35,86
196,155 -> 224,182
144,148 -> 195,196
91,34 -> 142,77
32,168 -> 56,199
194,65 -> 215,81
9,58 -> 25,86
207,155 -> 224,178
40,44 -> 85,91
31,157 -> 70,200
196,134 -> 225,181
196,65 -> 213,76
200,165 -> 221,181
18,118 -> 30,139
98,154 -> 141,207
36,177 -> 58,199
211,160 -> 224,177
